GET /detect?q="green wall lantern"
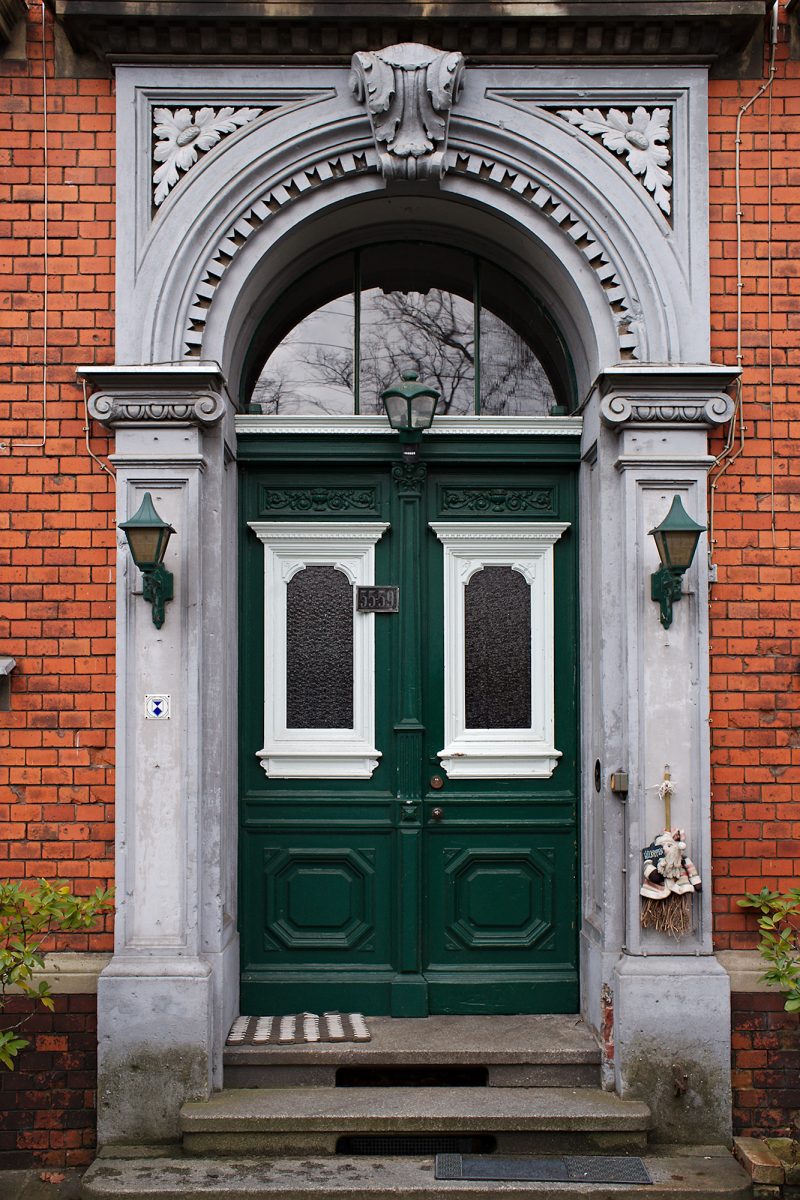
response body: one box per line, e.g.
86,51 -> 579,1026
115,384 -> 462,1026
380,369 -> 440,460
649,495 -> 706,629
118,492 -> 175,629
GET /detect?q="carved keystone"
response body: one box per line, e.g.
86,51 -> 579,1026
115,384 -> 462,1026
350,43 -> 465,181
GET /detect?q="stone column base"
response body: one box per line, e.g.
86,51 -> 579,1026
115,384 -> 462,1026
97,959 -> 214,1146
614,954 -> 732,1145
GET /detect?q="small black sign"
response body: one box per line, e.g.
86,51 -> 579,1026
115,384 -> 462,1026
356,585 -> 400,613
642,843 -> 663,863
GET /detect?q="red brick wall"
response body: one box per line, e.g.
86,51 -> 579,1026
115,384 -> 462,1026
0,995 -> 98,1168
3,1 -> 797,963
731,992 -> 800,1138
1,0 -> 800,1163
708,15 -> 800,951
0,4 -> 115,949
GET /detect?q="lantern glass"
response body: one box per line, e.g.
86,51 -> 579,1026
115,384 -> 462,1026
650,496 -> 705,573
655,528 -> 702,572
119,492 -> 175,572
410,394 -> 437,429
383,394 -> 411,430
126,525 -> 170,571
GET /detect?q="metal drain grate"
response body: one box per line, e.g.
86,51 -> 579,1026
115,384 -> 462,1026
337,1135 -> 496,1157
435,1154 -> 652,1184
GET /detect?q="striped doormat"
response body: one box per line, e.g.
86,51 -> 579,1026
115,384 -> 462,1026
227,1013 -> 370,1046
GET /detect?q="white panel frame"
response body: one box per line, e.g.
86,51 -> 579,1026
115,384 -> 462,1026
431,521 -> 569,779
248,521 -> 388,778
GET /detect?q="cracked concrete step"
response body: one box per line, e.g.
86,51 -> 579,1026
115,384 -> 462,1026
81,1147 -> 752,1200
224,1015 -> 601,1090
180,1087 -> 651,1156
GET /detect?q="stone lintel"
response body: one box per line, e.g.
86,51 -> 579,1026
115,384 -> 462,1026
594,364 -> 739,430
53,1 -> 765,77
80,362 -> 231,429
716,949 -> 780,994
8,952 -> 112,995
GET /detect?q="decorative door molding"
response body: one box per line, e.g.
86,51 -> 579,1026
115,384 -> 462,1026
248,521 -> 388,778
431,521 -> 569,779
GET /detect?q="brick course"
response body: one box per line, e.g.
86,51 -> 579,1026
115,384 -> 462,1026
708,15 -> 800,951
0,4 -> 115,948
732,992 -> 800,1138
0,995 -> 97,1169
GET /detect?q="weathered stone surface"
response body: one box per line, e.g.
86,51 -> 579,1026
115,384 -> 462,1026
224,1015 -> 601,1069
181,1084 -> 651,1132
765,1137 -> 800,1186
81,1147 -> 752,1200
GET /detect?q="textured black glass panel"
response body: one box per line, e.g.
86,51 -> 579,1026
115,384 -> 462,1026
464,566 -> 531,729
286,566 -> 354,729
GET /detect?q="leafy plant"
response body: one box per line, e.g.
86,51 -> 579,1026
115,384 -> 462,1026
0,879 -> 113,1068
739,887 -> 800,1013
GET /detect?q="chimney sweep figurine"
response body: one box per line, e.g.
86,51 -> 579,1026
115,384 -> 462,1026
640,769 -> 702,937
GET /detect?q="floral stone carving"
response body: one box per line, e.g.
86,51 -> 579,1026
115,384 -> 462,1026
349,43 -> 465,181
558,106 -> 672,215
153,105 -> 262,206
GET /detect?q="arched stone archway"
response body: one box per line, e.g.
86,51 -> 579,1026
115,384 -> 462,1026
114,64 -> 709,381
84,53 -> 738,1148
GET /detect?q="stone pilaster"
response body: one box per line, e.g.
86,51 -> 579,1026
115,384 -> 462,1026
579,364 -> 738,1143
82,363 -> 239,1145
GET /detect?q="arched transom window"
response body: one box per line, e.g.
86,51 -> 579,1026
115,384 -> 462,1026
246,242 -> 574,416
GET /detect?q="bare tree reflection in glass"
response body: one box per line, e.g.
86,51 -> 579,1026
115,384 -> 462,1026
248,249 -> 562,417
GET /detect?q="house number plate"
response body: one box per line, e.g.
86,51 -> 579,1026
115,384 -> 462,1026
356,585 -> 400,613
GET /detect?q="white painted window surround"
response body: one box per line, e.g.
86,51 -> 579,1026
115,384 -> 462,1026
431,521 -> 569,779
248,521 -> 388,778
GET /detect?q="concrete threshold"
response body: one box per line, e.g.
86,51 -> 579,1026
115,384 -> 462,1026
224,1015 -> 600,1068
80,1147 -> 752,1200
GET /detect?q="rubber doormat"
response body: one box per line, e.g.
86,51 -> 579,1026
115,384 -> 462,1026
435,1155 -> 652,1184
226,1013 -> 370,1045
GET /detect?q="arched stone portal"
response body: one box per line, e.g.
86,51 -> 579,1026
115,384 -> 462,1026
84,54 -> 738,1148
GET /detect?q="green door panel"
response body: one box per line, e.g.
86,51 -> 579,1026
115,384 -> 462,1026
240,828 -> 395,1015
239,444 -> 580,1015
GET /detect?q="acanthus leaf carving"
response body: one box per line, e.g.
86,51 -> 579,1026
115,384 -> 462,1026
259,486 -> 378,515
441,487 -> 555,515
558,105 -> 672,216
153,105 -> 262,207
392,462 -> 427,496
350,43 -> 465,181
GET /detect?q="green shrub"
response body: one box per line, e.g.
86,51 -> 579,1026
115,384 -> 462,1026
738,887 -> 800,1014
0,879 -> 113,1068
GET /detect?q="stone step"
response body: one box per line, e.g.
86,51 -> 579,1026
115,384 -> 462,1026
224,1015 -> 601,1090
180,1086 -> 651,1157
82,1147 -> 752,1200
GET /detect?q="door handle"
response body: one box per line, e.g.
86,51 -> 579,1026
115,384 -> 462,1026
431,807 -> 444,822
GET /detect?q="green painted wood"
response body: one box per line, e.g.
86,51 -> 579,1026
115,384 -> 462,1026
239,449 -> 579,1015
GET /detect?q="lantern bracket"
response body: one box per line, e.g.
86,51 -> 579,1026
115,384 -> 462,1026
650,565 -> 685,630
142,564 -> 174,630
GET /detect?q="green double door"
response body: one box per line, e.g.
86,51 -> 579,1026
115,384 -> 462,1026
239,441 -> 579,1016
